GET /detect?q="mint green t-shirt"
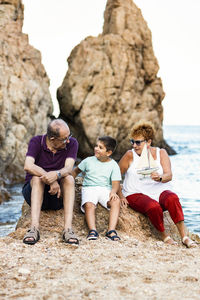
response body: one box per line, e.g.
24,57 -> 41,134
78,156 -> 121,188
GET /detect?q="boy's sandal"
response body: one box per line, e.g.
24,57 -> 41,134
182,236 -> 197,248
106,230 -> 121,241
87,229 -> 99,240
23,227 -> 40,245
163,236 -> 177,245
62,229 -> 79,245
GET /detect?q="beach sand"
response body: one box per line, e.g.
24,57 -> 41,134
0,232 -> 200,300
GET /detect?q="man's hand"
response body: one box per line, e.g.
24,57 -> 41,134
120,196 -> 129,208
109,191 -> 119,202
40,171 -> 58,185
48,181 -> 61,198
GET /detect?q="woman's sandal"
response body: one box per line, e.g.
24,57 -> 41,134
62,229 -> 79,245
106,230 -> 121,241
163,236 -> 177,245
182,236 -> 197,248
23,227 -> 40,245
87,229 -> 99,240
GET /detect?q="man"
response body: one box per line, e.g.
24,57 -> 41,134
22,119 -> 79,245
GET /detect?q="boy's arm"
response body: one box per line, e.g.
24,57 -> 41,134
71,166 -> 82,178
109,181 -> 120,201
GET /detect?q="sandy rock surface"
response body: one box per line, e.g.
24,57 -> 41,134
1,178 -> 199,299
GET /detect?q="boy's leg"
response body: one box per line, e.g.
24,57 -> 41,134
107,198 -> 120,232
84,202 -> 96,230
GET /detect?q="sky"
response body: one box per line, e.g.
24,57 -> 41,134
22,0 -> 200,125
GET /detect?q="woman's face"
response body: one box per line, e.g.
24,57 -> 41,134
131,135 -> 151,156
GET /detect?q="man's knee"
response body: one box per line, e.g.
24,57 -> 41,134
31,176 -> 44,186
62,175 -> 75,186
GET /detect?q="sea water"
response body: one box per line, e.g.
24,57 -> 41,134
164,125 -> 200,234
0,125 -> 199,237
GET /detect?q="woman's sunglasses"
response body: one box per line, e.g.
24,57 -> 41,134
130,139 -> 146,146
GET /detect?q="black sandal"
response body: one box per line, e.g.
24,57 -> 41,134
106,230 -> 120,241
87,229 -> 99,240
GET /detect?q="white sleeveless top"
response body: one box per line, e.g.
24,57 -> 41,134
122,148 -> 173,201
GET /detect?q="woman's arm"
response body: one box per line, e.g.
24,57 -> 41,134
118,150 -> 133,175
118,150 -> 133,206
151,149 -> 172,182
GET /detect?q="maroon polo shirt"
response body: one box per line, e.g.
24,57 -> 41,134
25,134 -> 78,183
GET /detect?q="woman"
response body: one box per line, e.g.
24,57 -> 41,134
118,120 -> 196,248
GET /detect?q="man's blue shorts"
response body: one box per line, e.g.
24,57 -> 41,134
22,182 -> 63,210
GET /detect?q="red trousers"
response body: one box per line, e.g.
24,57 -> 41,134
126,190 -> 184,232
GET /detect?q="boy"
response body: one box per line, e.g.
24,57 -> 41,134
72,136 -> 121,241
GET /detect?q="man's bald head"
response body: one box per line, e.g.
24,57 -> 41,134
47,119 -> 69,139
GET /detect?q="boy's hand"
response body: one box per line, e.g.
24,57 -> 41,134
120,196 -> 128,208
109,191 -> 119,201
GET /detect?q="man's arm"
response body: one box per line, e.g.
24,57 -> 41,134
40,157 -> 76,185
24,156 -> 47,177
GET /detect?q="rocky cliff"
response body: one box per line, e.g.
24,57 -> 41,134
57,0 -> 174,159
0,0 -> 53,195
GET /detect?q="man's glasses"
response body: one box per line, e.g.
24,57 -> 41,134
56,134 -> 72,143
130,139 -> 146,146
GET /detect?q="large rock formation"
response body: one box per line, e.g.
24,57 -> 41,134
57,0 -> 174,159
0,0 -> 53,192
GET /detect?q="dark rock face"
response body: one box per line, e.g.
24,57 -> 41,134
57,0 -> 175,159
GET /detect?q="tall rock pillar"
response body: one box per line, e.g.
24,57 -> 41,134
57,0 -> 174,159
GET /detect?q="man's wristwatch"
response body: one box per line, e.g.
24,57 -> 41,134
159,176 -> 162,182
56,171 -> 62,180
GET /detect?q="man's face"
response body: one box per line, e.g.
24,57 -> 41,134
51,126 -> 71,150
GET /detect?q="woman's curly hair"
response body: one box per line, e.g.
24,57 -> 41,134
130,120 -> 155,141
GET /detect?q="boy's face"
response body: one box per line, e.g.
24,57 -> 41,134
94,141 -> 112,160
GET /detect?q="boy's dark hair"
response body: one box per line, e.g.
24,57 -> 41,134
98,136 -> 117,153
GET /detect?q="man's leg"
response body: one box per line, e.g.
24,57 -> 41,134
30,176 -> 44,229
22,176 -> 44,244
61,175 -> 79,244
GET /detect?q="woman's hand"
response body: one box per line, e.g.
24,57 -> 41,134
120,196 -> 129,208
151,172 -> 161,182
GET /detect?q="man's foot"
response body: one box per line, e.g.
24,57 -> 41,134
87,229 -> 99,240
62,228 -> 79,245
106,230 -> 120,241
23,227 -> 40,245
182,236 -> 197,248
163,236 -> 177,245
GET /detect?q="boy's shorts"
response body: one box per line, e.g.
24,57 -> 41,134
81,186 -> 111,213
22,181 -> 63,211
